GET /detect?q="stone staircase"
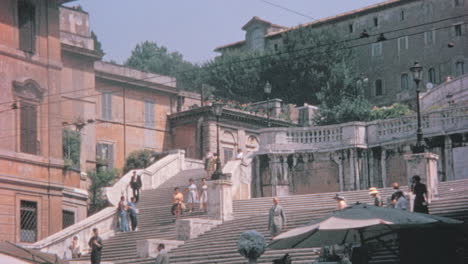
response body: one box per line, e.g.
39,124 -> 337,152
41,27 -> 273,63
111,179 -> 468,264
73,168 -> 207,263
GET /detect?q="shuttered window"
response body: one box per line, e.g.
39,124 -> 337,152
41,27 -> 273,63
375,79 -> 383,96
101,92 -> 112,120
144,101 -> 155,128
20,102 -> 38,154
428,68 -> 437,84
96,143 -> 114,169
18,0 -> 36,53
401,74 -> 409,90
62,210 -> 75,229
456,61 -> 465,77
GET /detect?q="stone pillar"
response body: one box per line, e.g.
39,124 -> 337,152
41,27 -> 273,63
348,149 -> 356,190
380,148 -> 387,188
330,151 -> 344,192
404,153 -> 439,203
368,149 -> 375,188
207,178 -> 233,221
267,154 -> 290,196
444,136 -> 455,181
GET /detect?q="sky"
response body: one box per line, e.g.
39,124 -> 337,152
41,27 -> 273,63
66,0 -> 384,64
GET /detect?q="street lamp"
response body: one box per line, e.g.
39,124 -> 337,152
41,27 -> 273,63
264,81 -> 272,127
211,102 -> 224,180
410,61 -> 426,153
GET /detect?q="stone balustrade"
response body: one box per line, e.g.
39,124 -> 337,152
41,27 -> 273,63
421,73 -> 468,110
260,105 -> 468,153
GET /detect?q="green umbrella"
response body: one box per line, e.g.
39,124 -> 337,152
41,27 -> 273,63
269,203 -> 462,249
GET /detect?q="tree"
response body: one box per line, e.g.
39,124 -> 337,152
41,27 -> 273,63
88,169 -> 118,215
124,41 -> 200,91
123,149 -> 157,174
237,230 -> 267,264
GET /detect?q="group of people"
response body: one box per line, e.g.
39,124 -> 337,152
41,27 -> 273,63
116,171 -> 143,232
204,149 -> 244,179
334,175 -> 429,213
171,178 -> 209,220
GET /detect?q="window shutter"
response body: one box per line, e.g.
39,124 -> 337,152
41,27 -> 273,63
96,143 -> 103,160
20,102 -> 37,154
107,144 -> 114,169
18,1 -> 35,53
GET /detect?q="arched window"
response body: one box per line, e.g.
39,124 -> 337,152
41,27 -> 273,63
401,74 -> 409,90
456,61 -> 465,76
375,79 -> 383,96
428,68 -> 436,84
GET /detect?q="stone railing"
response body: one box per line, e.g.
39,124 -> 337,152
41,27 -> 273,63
184,158 -> 204,170
105,149 -> 186,206
260,105 -> 468,152
28,149 -> 191,257
259,122 -> 366,153
421,73 -> 468,110
25,207 -> 118,260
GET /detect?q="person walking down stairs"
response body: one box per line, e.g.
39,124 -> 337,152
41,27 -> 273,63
118,196 -> 130,232
185,178 -> 198,214
268,197 -> 287,238
88,228 -> 103,264
172,187 -> 184,220
154,243 -> 170,264
128,197 -> 138,231
130,171 -> 142,202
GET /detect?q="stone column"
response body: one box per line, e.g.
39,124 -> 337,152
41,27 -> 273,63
444,136 -> 455,181
368,149 -> 375,188
380,148 -> 387,188
207,177 -> 233,221
404,152 -> 439,203
348,149 -> 356,190
330,151 -> 344,192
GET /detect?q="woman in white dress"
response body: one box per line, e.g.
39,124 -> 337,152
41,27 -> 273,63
186,178 -> 198,213
199,178 -> 208,212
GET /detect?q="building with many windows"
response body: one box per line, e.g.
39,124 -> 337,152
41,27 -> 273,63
215,0 -> 468,106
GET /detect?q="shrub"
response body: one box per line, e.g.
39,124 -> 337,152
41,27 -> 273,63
123,149 -> 156,174
88,168 -> 118,215
238,230 -> 267,263
370,103 -> 413,121
63,129 -> 81,170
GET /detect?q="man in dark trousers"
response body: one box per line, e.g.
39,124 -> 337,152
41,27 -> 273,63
130,171 -> 142,202
88,228 -> 103,264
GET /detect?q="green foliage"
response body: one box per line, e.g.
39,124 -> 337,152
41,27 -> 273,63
124,41 -> 201,92
370,103 -> 413,120
123,149 -> 156,174
88,168 -> 118,215
237,230 -> 267,261
91,31 -> 104,55
63,129 -> 81,170
315,95 -> 372,125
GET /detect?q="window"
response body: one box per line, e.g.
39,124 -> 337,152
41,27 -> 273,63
20,201 -> 37,242
373,17 -> 379,27
401,74 -> 409,90
20,102 -> 38,154
274,43 -> 279,51
454,0 -> 464,6
375,79 -> 383,96
424,31 -> 435,45
223,148 -> 234,164
371,42 -> 382,57
18,0 -> 36,53
454,24 -> 462,36
348,23 -> 354,33
101,92 -> 112,120
398,36 -> 409,52
250,27 -> 264,50
144,100 -> 155,128
456,61 -> 465,76
62,210 -> 75,229
96,143 -> 114,169
400,10 -> 405,21
428,68 -> 437,84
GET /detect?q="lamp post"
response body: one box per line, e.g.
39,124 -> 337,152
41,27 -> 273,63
410,62 -> 426,153
211,102 -> 224,180
264,81 -> 272,127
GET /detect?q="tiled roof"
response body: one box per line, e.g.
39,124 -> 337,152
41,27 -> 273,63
216,0 -> 403,51
0,241 -> 67,264
241,16 -> 287,30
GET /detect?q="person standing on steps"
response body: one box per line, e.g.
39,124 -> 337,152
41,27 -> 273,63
68,235 -> 81,259
88,228 -> 103,264
389,182 -> 401,208
154,243 -> 169,264
118,196 -> 129,232
171,187 -> 184,220
411,175 -> 429,213
128,196 -> 138,231
369,187 -> 383,207
333,194 -> 347,210
185,178 -> 198,214
130,171 -> 142,202
199,178 -> 208,212
268,197 -> 287,238
394,191 -> 407,210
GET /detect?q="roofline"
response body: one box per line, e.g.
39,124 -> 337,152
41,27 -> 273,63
216,0 -> 408,51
